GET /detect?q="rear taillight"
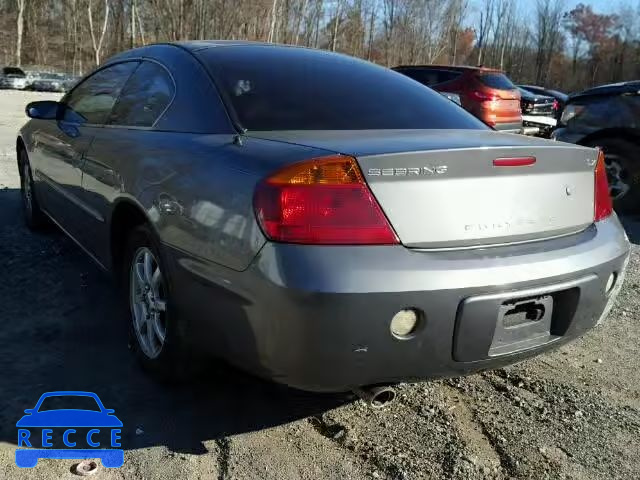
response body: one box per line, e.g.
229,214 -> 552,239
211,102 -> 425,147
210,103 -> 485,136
594,149 -> 613,222
468,90 -> 498,102
253,155 -> 399,245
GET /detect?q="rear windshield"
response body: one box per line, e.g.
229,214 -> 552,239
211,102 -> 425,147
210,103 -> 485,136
478,73 -> 515,90
199,47 -> 487,131
3,67 -> 25,77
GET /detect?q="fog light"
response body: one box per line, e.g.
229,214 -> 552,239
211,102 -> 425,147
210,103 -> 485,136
390,309 -> 419,338
605,272 -> 617,295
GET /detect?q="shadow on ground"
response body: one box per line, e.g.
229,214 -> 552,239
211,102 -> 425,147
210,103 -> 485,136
0,189 -> 346,455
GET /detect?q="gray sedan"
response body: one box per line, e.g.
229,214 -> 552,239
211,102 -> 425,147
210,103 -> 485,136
17,42 -> 629,400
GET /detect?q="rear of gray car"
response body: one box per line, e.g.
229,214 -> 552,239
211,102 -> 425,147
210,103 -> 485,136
17,42 -> 629,393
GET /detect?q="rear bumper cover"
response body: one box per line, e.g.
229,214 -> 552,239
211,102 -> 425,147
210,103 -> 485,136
492,121 -> 523,133
169,215 -> 629,392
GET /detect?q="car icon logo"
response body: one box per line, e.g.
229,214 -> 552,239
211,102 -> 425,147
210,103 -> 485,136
15,391 -> 123,468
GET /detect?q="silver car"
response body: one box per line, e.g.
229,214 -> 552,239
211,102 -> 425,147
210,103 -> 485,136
1,74 -> 27,90
17,42 -> 629,399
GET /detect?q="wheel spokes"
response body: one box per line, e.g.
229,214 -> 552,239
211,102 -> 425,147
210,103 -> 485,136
135,263 -> 146,287
151,314 -> 166,344
130,246 -> 168,359
143,251 -> 154,284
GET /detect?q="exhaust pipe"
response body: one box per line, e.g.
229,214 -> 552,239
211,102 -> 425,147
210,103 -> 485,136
353,385 -> 396,408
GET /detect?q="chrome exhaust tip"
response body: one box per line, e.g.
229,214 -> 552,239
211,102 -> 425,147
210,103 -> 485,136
353,385 -> 397,408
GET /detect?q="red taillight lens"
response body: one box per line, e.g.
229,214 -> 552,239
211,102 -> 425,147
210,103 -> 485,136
254,155 -> 399,245
594,149 -> 613,222
468,90 -> 497,102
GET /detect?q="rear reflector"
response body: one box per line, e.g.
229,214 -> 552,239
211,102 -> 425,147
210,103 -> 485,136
254,155 -> 399,245
594,149 -> 613,222
493,157 -> 536,167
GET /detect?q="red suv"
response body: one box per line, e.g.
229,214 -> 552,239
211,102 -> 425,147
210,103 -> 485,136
393,65 -> 522,133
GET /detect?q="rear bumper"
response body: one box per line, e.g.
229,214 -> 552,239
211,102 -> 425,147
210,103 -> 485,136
169,215 -> 629,392
492,121 -> 523,133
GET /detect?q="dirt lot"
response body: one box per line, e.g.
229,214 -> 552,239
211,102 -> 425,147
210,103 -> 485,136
0,90 -> 639,480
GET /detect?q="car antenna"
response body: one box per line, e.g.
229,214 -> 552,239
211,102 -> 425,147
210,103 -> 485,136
233,128 -> 247,146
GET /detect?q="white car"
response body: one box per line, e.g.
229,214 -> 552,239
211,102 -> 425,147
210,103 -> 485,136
2,75 -> 27,90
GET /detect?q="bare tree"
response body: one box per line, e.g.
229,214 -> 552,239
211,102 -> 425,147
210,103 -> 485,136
534,0 -> 565,84
88,0 -> 111,65
476,0 -> 495,65
330,0 -> 344,52
267,0 -> 278,42
15,0 -> 25,66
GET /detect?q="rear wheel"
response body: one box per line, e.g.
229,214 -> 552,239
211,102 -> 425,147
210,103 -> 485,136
123,224 -> 185,379
18,149 -> 48,230
587,137 -> 640,214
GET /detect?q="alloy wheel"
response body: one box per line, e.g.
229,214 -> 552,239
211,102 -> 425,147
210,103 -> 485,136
21,161 -> 33,215
130,247 -> 168,359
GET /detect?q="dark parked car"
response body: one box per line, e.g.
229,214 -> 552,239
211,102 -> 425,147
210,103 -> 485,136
393,65 -> 522,133
519,85 -> 568,119
517,87 -> 554,116
29,73 -> 68,92
517,87 -> 556,137
552,80 -> 640,213
17,43 -> 629,400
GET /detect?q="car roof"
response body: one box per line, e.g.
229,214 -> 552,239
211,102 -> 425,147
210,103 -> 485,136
393,64 -> 504,74
573,80 -> 640,99
171,40 -> 297,52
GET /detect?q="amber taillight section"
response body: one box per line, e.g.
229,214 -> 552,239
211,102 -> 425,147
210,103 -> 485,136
253,155 -> 399,245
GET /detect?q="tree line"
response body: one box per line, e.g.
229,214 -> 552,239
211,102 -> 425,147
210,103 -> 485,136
1,0 -> 638,92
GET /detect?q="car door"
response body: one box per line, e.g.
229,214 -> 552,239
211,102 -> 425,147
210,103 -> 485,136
31,61 -> 138,244
79,60 -> 175,263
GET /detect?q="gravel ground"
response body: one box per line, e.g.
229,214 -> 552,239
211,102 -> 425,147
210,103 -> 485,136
0,90 -> 639,480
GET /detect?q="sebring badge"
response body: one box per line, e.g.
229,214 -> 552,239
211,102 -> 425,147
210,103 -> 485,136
367,166 -> 448,176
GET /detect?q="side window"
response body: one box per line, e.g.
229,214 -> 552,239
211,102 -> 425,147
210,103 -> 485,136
62,62 -> 138,125
108,61 -> 174,127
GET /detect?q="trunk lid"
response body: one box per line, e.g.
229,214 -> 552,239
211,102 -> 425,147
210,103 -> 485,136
248,130 -> 597,249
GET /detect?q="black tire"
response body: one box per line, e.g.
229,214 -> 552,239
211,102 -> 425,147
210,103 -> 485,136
586,137 -> 640,214
123,224 -> 186,381
18,148 -> 48,230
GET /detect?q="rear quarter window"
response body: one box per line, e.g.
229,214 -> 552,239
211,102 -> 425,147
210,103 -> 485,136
478,73 -> 516,90
199,48 -> 486,131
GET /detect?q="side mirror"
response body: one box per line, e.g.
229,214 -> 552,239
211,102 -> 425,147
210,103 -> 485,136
23,409 -> 34,414
104,409 -> 115,414
25,101 -> 59,120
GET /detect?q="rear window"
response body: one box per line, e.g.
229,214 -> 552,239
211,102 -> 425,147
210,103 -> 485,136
395,68 -> 462,87
199,47 -> 486,131
3,67 -> 25,77
478,73 -> 515,90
